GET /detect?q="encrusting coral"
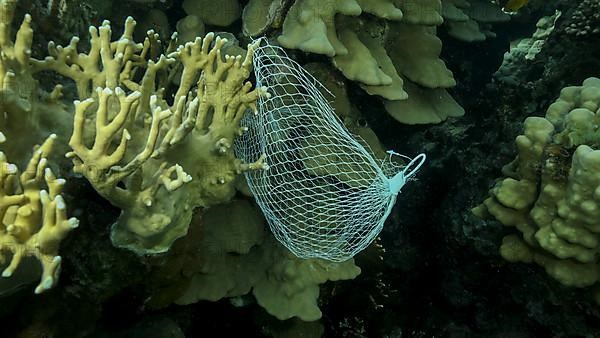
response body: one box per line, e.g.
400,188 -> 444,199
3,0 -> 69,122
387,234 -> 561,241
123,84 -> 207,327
474,78 -> 600,298
150,200 -> 361,321
442,0 -> 510,42
0,133 -> 79,294
496,9 -> 561,82
182,0 -> 241,27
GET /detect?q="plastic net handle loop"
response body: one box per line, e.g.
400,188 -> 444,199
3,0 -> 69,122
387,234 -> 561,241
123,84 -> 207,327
387,152 -> 426,195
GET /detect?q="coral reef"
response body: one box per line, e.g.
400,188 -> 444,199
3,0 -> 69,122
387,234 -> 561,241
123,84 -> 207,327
364,0 -> 600,335
0,0 -> 365,329
442,0 -> 510,42
269,0 -> 464,124
0,0 -> 72,164
154,200 -> 361,322
0,0 -> 80,295
498,9 -> 561,68
27,15 -> 266,254
2,0 -> 600,336
241,0 -> 509,125
564,0 -> 600,37
474,77 -> 600,293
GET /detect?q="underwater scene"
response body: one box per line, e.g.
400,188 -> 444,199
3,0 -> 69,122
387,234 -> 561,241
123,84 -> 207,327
0,0 -> 598,336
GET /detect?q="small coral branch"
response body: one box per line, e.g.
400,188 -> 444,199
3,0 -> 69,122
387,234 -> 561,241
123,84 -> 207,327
66,86 -> 175,208
31,16 -> 145,98
0,133 -> 78,294
186,34 -> 265,133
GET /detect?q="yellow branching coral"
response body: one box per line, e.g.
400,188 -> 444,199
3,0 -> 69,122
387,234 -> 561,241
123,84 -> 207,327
0,0 -> 70,163
0,133 -> 79,294
0,0 -> 265,255
26,13 -> 266,253
0,0 -> 78,294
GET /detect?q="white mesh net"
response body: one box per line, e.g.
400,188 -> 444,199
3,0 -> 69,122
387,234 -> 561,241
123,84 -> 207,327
235,39 -> 425,262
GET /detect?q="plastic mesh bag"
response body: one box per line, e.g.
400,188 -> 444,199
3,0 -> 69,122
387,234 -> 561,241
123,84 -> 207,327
235,39 -> 425,262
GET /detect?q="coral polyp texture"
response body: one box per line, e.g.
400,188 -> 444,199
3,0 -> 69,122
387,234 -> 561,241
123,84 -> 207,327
474,78 -> 600,294
0,133 -> 79,294
564,0 -> 600,36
